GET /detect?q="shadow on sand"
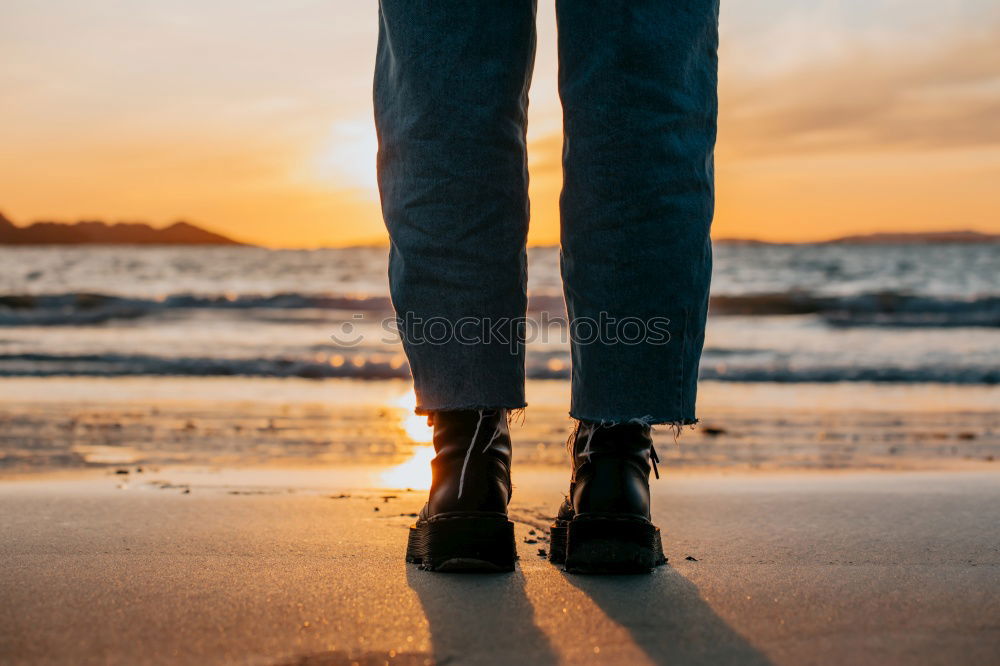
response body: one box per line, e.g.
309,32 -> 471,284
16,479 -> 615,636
563,565 -> 774,665
407,561 -> 770,665
406,565 -> 559,666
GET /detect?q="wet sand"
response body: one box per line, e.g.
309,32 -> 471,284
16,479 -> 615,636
1,378 -> 998,474
1,468 -> 998,665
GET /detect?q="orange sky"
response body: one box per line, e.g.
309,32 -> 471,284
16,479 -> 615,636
1,1 -> 997,247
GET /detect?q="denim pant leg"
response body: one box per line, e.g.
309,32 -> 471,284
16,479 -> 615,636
374,1 -> 537,413
556,0 -> 719,424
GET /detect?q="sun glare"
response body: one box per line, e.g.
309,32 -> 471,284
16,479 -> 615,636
380,389 -> 434,490
314,118 -> 380,196
394,389 -> 433,444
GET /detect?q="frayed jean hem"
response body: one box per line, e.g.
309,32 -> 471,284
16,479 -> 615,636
415,402 -> 528,416
569,412 -> 699,428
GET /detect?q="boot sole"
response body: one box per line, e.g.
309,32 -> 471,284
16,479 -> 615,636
406,512 -> 517,573
549,515 -> 667,574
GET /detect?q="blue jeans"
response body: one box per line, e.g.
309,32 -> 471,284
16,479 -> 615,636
375,1 -> 719,424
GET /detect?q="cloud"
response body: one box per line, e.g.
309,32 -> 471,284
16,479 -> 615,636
719,25 -> 1000,158
526,24 -> 1000,173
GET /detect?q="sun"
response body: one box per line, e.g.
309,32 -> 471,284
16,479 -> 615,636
313,118 -> 380,196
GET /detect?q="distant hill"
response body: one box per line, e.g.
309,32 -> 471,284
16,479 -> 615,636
821,230 -> 999,245
715,230 -> 999,245
0,212 -> 245,246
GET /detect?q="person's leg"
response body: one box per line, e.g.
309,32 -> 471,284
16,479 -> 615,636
374,1 -> 537,572
549,0 -> 719,573
375,0 -> 537,415
557,0 -> 719,425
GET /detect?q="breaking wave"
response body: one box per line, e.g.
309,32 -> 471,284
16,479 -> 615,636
0,351 -> 995,384
0,290 -> 997,327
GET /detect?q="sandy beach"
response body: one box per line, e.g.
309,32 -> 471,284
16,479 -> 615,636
2,467 -> 998,665
1,378 -> 998,665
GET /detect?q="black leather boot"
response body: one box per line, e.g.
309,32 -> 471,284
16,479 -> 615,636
405,409 -> 517,572
549,420 -> 667,573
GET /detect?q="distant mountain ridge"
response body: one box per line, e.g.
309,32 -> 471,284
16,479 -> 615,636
820,230 -> 998,244
716,230 -> 999,245
1,210 -> 995,246
0,212 -> 244,245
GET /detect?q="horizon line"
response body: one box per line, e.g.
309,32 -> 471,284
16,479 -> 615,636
2,211 -> 997,249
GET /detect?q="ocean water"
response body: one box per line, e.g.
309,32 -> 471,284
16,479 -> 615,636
0,244 -> 997,384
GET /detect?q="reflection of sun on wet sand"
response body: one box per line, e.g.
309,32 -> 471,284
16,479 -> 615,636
381,389 -> 434,490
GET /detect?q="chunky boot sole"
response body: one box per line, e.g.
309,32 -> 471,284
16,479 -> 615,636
406,512 -> 517,573
549,515 -> 667,574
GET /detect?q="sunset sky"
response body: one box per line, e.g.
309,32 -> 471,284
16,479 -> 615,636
2,0 -> 998,247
